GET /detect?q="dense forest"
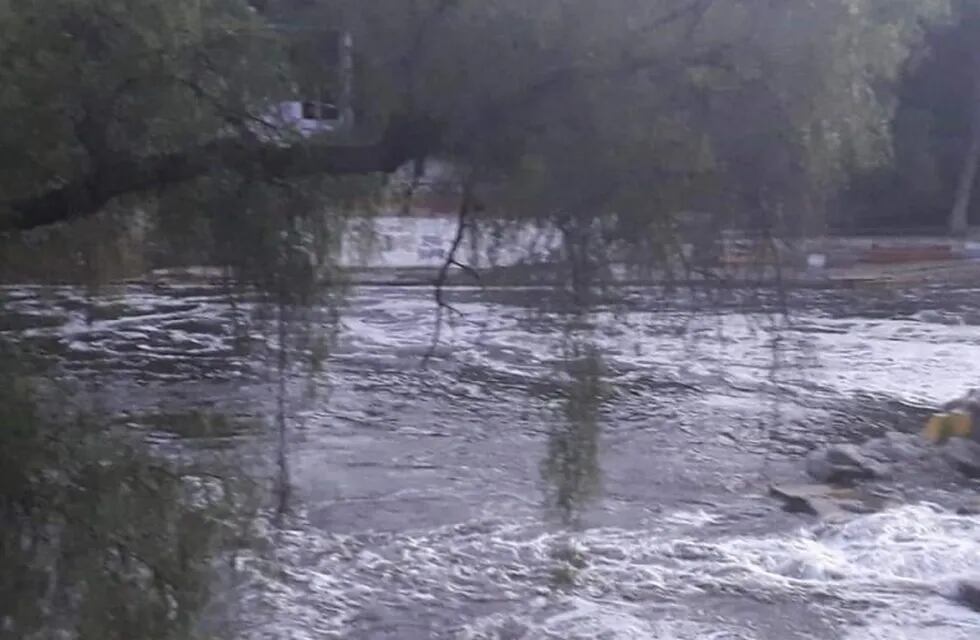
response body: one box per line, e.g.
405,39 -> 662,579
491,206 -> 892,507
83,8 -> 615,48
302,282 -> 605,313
2,1 -> 979,638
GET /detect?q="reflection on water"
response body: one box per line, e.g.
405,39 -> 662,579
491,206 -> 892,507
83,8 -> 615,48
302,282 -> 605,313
541,319 -> 607,594
542,332 -> 605,528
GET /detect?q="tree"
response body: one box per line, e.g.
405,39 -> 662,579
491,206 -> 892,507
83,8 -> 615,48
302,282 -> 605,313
948,1 -> 980,235
0,0 -> 950,247
0,0 -> 434,233
840,0 -> 979,234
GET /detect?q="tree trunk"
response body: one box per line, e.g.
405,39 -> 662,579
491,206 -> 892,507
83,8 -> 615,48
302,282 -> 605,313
949,50 -> 980,236
949,121 -> 980,235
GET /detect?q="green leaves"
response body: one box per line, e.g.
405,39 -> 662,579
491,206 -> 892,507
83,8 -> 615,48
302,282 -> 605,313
0,0 -> 959,273
0,352 -> 253,640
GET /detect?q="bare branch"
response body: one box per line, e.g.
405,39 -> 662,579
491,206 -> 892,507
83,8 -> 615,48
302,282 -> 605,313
423,179 -> 479,366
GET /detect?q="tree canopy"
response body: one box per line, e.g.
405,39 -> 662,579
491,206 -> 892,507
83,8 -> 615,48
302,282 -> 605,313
0,0 -> 958,250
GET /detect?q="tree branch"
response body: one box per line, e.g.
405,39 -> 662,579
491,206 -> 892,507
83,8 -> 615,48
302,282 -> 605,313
1,116 -> 441,233
423,179 -> 478,365
1,0 -> 725,235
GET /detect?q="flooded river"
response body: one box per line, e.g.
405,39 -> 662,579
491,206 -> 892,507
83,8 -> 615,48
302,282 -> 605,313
2,282 -> 979,639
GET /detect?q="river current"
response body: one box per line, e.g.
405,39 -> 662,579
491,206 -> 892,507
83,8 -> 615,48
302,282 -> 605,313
2,282 -> 979,639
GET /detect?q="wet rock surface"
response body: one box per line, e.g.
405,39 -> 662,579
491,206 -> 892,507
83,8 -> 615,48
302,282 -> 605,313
769,484 -> 887,520
805,444 -> 889,484
804,423 -> 980,489
956,579 -> 980,612
942,388 -> 980,423
940,438 -> 980,478
860,431 -> 930,463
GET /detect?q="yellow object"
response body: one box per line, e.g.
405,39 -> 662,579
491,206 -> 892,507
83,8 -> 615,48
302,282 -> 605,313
923,412 -> 973,443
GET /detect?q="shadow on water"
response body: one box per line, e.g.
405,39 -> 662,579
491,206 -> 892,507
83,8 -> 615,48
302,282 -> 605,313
124,410 -> 264,442
540,311 -> 609,592
542,334 -> 605,528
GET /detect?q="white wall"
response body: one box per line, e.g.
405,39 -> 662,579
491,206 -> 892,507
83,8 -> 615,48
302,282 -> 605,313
339,217 -> 562,269
265,101 -> 338,138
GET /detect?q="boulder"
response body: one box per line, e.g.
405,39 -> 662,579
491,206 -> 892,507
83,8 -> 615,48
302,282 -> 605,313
769,484 -> 883,520
943,388 -> 980,415
860,432 -> 929,464
941,438 -> 980,478
806,444 -> 888,484
937,389 -> 980,440
923,411 -> 973,443
955,579 -> 980,612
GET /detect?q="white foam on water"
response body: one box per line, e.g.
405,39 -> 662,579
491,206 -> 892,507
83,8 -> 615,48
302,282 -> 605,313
335,291 -> 980,406
839,603 -> 979,640
716,505 -> 979,592
660,509 -> 725,528
535,597 -> 753,640
237,504 -> 980,639
9,284 -> 976,407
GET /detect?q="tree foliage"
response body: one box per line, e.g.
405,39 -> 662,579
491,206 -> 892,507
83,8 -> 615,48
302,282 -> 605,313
840,0 -> 980,232
0,0 -> 954,247
0,350 -> 255,640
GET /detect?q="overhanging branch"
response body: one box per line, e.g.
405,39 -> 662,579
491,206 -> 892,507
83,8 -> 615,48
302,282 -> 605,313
1,116 -> 441,233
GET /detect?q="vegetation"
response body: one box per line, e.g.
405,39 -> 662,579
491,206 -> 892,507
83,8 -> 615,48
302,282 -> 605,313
1,0 -> 979,637
843,0 -> 980,233
1,0 -> 970,251
0,350 -> 256,640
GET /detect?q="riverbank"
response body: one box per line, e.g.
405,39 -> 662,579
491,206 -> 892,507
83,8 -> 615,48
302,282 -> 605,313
817,259 -> 980,286
340,258 -> 980,289
8,257 -> 970,294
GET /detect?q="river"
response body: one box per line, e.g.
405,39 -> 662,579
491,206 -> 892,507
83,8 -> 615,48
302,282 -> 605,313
2,282 -> 979,639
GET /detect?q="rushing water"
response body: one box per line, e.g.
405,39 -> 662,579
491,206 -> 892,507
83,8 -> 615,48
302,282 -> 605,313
2,282 -> 979,639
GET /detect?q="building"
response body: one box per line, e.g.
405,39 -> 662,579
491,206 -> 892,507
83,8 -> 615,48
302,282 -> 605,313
253,1 -> 354,138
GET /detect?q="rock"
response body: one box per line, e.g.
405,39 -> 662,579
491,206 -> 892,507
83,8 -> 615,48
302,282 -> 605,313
806,444 -> 887,484
924,411 -> 973,443
937,389 -> 980,440
941,438 -> 980,478
955,579 -> 980,612
769,484 -> 882,520
770,484 -> 843,518
943,388 -> 980,414
860,432 -> 928,463
823,444 -> 863,465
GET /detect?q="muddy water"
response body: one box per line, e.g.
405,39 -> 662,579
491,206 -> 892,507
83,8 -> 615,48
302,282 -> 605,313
2,283 -> 980,639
